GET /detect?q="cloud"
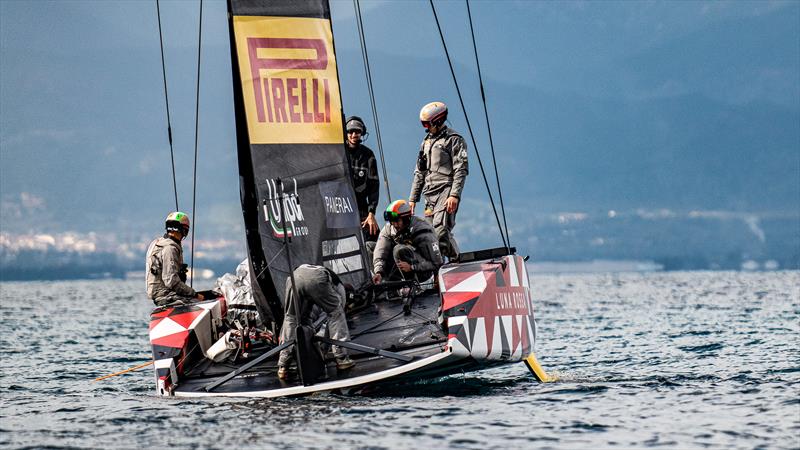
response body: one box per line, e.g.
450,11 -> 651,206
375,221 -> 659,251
1,192 -> 58,235
20,192 -> 45,209
138,157 -> 155,175
743,215 -> 766,243
0,230 -> 244,263
1,192 -> 46,221
0,128 -> 78,147
0,232 -> 92,254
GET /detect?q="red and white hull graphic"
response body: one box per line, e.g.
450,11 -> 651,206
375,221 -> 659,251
439,254 -> 536,361
148,299 -> 226,396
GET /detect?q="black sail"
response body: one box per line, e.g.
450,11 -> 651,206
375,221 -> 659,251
227,0 -> 368,326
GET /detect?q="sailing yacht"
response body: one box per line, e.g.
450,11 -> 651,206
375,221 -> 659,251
148,0 -> 549,398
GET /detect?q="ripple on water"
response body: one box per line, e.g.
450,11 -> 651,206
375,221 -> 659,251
678,342 -> 724,353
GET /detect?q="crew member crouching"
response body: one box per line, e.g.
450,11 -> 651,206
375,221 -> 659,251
277,264 -> 354,379
372,200 -> 443,285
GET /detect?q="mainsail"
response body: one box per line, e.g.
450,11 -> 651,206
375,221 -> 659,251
227,0 -> 368,325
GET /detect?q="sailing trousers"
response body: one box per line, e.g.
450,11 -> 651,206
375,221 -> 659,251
393,244 -> 435,282
424,189 -> 459,258
278,265 -> 350,368
153,293 -> 195,307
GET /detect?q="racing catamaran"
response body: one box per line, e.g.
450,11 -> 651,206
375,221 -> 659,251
148,0 -> 550,398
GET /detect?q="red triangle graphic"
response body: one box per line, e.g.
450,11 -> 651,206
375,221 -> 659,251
168,310 -> 203,329
442,270 -> 479,291
483,267 -> 499,286
442,291 -> 480,310
151,308 -> 173,319
151,330 -> 189,349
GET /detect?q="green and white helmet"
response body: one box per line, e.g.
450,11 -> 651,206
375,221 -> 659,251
165,211 -> 190,235
383,200 -> 412,222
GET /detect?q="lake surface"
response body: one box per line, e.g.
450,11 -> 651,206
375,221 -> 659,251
1,271 -> 798,449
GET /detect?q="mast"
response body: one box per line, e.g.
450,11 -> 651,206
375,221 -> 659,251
227,0 -> 369,325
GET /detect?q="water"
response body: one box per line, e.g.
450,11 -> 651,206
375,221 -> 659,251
1,272 -> 798,449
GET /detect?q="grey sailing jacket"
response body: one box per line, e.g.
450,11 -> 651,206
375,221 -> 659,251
146,235 -> 196,302
409,126 -> 469,202
373,216 -> 443,276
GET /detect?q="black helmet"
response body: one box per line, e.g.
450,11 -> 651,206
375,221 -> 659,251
345,116 -> 367,134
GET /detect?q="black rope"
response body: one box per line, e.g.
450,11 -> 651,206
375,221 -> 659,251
350,310 -> 404,339
466,0 -> 510,250
190,0 -> 203,287
354,0 -> 392,202
156,0 -> 179,211
428,0 -> 508,249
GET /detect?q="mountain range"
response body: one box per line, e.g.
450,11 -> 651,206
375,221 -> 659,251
1,1 -> 797,278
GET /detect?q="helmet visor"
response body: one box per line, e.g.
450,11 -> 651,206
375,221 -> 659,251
383,210 -> 401,222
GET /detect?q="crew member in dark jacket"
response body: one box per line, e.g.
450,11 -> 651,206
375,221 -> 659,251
372,200 -> 443,284
345,116 -> 380,242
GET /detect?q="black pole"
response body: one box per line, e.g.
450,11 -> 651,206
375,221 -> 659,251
155,0 -> 179,212
203,339 -> 294,392
428,0 -> 508,250
189,0 -> 203,288
276,178 -> 304,384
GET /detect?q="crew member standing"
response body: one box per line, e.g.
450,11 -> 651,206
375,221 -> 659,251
345,116 -> 380,240
345,116 -> 380,268
409,101 -> 468,259
145,212 -> 204,306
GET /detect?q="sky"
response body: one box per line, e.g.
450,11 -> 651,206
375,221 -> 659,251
1,0 -> 798,261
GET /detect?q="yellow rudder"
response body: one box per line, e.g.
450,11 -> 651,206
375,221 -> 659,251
523,353 -> 555,383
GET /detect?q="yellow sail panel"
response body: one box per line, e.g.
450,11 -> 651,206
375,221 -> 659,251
233,16 -> 343,144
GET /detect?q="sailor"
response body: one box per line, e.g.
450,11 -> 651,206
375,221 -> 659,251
145,212 -> 204,306
345,116 -> 380,259
372,200 -> 443,284
277,264 -> 355,379
409,101 -> 468,259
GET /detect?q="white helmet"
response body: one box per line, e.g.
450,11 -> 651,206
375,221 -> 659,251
165,211 -> 190,237
419,101 -> 447,129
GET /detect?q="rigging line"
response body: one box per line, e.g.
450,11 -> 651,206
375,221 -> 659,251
428,0 -> 508,249
350,310 -> 405,338
354,0 -> 392,202
190,0 -> 203,287
351,319 -> 431,338
409,309 -> 443,336
465,0 -> 510,249
156,0 -> 179,211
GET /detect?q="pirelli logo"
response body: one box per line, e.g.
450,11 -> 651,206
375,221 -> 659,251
234,16 -> 343,144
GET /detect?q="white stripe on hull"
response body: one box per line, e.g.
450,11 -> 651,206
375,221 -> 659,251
173,351 -> 454,398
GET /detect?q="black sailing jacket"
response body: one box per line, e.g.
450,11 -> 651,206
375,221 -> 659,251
346,143 -> 380,218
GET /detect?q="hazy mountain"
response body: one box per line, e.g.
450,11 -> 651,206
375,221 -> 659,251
1,1 -> 797,278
